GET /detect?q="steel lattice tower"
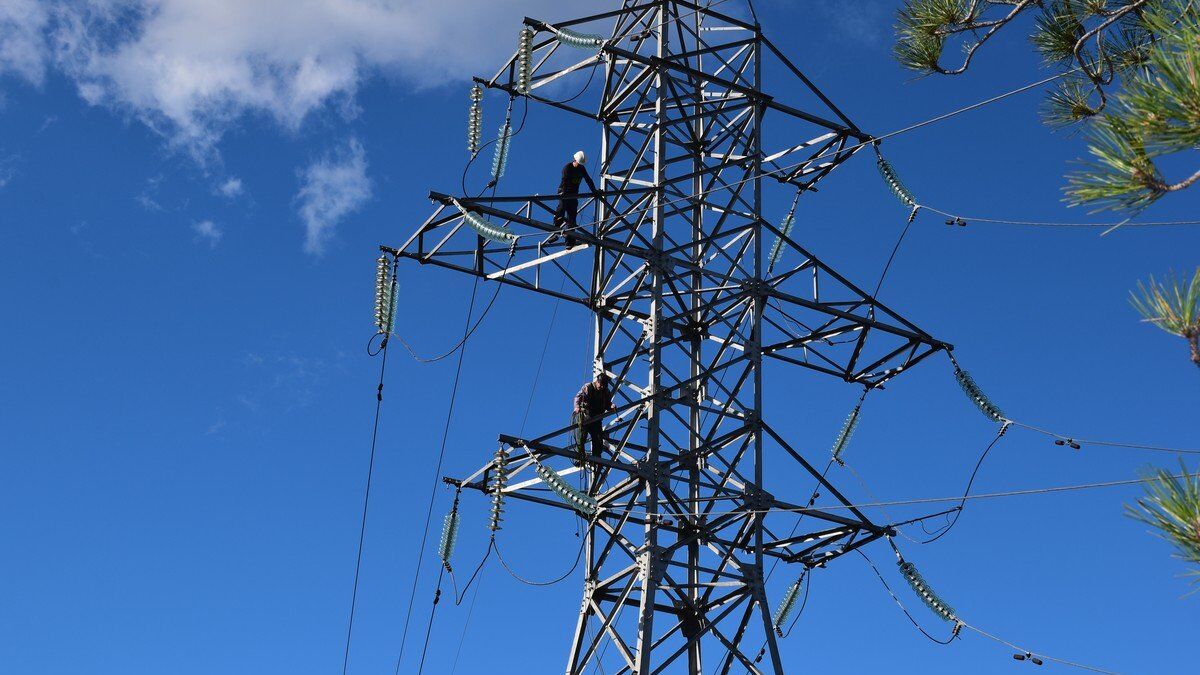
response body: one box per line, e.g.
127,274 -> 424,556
392,2 -> 949,672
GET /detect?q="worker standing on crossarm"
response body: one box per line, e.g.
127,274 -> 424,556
553,150 -> 598,246
572,370 -> 614,464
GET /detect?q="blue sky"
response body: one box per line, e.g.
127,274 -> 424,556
2,1 -> 1197,673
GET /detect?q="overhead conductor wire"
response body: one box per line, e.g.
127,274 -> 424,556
341,257 -> 397,675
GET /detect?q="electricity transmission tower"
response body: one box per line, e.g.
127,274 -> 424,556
392,2 -> 949,672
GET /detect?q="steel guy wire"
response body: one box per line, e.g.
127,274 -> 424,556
958,622 -> 1122,674
603,471 -> 1200,519
1004,419 -> 1200,455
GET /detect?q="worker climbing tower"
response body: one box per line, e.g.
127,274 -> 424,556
390,2 -> 950,672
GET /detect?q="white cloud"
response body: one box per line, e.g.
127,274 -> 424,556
296,137 -> 370,255
192,219 -> 223,247
811,0 -> 889,48
0,154 -> 19,189
216,176 -> 243,198
0,0 -> 49,84
136,174 -> 163,211
43,0 -> 603,159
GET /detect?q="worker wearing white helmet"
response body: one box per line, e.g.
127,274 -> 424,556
552,149 -> 599,246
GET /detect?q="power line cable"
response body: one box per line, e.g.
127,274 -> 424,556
868,538 -> 1118,667
340,319 -> 395,675
918,421 -> 1010,544
393,273 -> 482,674
495,536 -> 587,586
447,566 -> 487,675
391,274 -> 507,364
416,568 -> 445,674
857,548 -> 957,645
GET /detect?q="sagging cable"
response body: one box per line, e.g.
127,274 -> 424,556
874,145 -> 920,223
488,445 -> 509,535
772,571 -> 805,636
451,198 -> 516,243
516,28 -> 534,94
467,85 -> 483,156
950,354 -> 1005,424
374,254 -> 396,334
547,24 -> 606,50
438,491 -> 461,573
534,459 -> 598,516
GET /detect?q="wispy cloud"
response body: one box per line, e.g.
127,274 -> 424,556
216,177 -> 243,199
0,154 -> 20,189
38,0 -> 604,160
295,137 -> 370,255
192,219 -> 223,248
810,0 -> 892,49
34,115 -> 57,135
135,174 -> 163,211
0,0 -> 49,84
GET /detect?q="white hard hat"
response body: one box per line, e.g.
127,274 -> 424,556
574,150 -> 587,165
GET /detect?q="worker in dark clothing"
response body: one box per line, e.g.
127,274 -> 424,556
553,150 -> 598,246
572,370 -> 614,464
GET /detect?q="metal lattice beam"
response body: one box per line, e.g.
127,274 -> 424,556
391,2 -> 949,672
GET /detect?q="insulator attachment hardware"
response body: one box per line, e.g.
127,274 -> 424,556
548,25 -> 606,50
535,459 -> 598,516
467,85 -> 483,156
438,492 -> 461,572
952,363 -> 1005,423
874,147 -> 918,210
488,446 -> 509,533
897,558 -> 957,623
772,572 -> 805,635
516,28 -> 534,94
830,403 -> 861,466
374,254 -> 396,334
452,198 -> 516,243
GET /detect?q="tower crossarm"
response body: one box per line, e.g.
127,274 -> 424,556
397,192 -> 950,387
